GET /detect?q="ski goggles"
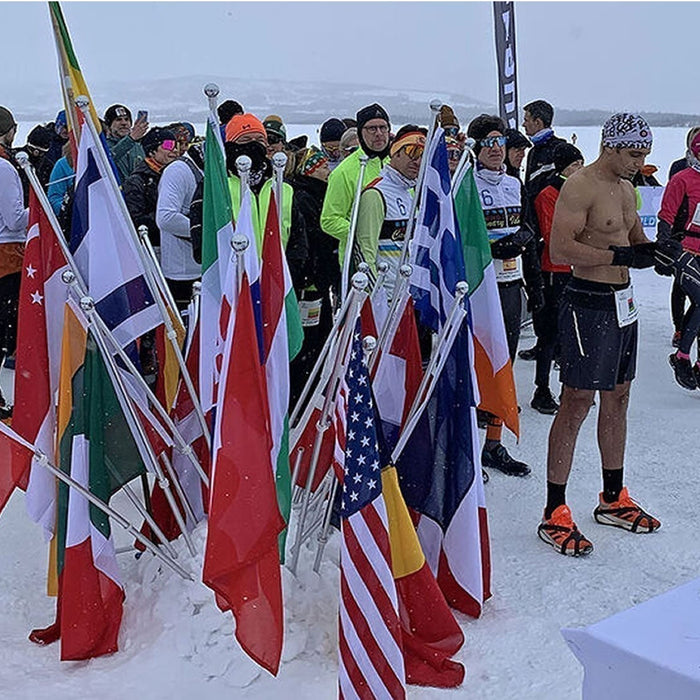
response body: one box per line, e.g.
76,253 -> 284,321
479,135 -> 506,149
444,126 -> 460,138
160,139 -> 176,151
390,132 -> 426,158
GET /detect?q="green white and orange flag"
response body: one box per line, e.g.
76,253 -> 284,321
452,164 -> 519,437
260,197 -> 303,556
55,299 -> 146,660
48,1 -> 101,157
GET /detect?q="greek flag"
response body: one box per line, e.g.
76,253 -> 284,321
409,128 -> 465,332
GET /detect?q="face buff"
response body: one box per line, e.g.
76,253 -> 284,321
601,113 -> 653,150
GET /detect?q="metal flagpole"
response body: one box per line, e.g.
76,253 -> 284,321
341,154 -> 369,301
16,154 -> 208,489
74,97 -> 210,451
393,100 -> 444,284
287,272 -> 368,575
78,295 -> 197,556
137,224 -> 180,324
0,423 -> 193,581
271,151 -> 287,237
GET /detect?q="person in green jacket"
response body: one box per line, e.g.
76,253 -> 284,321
320,103 -> 392,265
103,104 -> 147,183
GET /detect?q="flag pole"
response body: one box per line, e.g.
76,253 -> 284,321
74,97 -> 210,452
340,153 -> 369,301
15,153 -> 208,490
0,422 -> 193,581
393,100 -> 443,287
391,283 -> 468,464
271,151 -> 287,237
287,272 -> 368,575
137,224 -> 180,323
77,294 -> 197,556
159,450 -> 198,529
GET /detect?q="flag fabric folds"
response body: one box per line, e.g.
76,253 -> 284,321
453,164 -> 519,437
338,328 -> 406,700
3,189 -> 69,530
69,124 -> 161,348
56,299 -> 146,660
203,272 -> 285,676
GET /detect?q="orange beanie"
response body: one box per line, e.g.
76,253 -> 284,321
225,113 -> 267,143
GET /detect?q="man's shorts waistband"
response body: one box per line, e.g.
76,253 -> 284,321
564,277 -> 630,310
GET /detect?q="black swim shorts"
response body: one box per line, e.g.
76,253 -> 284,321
558,278 -> 637,391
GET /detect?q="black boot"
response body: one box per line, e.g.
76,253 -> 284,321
517,345 -> 537,361
482,444 -> 531,477
530,386 -> 559,415
669,353 -> 698,390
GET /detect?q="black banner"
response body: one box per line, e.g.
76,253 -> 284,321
493,2 -> 519,130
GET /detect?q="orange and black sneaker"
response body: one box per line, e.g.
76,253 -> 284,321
593,487 -> 661,533
537,504 -> 593,557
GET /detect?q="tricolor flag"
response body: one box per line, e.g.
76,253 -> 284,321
2,189 -> 69,531
56,299 -> 146,660
453,164 -> 519,436
260,196 -> 303,554
200,106 -> 234,412
203,272 -> 285,675
70,124 -> 161,348
338,327 -> 406,700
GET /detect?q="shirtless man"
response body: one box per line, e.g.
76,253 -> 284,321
537,113 -> 662,556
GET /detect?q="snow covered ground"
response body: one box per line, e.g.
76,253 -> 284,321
1,265 -> 698,699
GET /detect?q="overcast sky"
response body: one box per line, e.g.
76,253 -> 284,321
2,1 -> 698,115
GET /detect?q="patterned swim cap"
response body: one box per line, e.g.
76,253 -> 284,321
601,113 -> 653,150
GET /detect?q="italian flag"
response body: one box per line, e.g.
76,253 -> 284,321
200,109 -> 234,413
56,300 -> 146,660
452,165 -> 519,438
260,197 -> 303,556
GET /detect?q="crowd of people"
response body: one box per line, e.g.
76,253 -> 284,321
1,95 -> 699,557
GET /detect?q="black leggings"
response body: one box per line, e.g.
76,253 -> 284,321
497,281 -> 522,364
679,302 -> 700,355
0,272 -> 21,358
535,272 -> 571,389
671,278 -> 687,333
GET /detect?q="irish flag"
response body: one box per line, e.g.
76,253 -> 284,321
56,299 -> 146,660
452,165 -> 519,438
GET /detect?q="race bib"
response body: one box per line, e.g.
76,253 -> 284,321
614,285 -> 639,328
299,298 -> 322,327
494,257 -> 523,283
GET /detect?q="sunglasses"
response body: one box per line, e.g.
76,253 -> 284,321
444,126 -> 460,138
448,149 -> 462,161
480,135 -> 506,149
402,143 -> 424,160
267,134 -> 284,145
160,139 -> 176,151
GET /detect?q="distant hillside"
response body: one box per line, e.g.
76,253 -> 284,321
6,75 -> 699,128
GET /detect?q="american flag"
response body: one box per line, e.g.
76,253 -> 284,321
337,327 -> 406,700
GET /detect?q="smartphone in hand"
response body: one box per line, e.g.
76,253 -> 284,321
136,110 -> 148,123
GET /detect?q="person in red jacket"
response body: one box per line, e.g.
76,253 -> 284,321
658,132 -> 700,389
529,143 -> 584,414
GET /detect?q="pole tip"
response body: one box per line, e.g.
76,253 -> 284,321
75,95 -> 90,109
376,261 -> 390,274
429,99 -> 443,113
351,271 -> 369,291
235,154 -> 252,174
203,83 -> 220,98
399,264 -> 413,278
464,137 -> 476,151
455,280 -> 469,297
362,335 -> 377,353
271,151 -> 288,170
61,270 -> 76,286
231,234 -> 250,252
191,280 -> 202,294
357,262 -> 370,275
15,151 -> 29,167
79,295 -> 95,311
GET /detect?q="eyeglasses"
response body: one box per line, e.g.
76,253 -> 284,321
479,135 -> 506,149
444,126 -> 460,138
160,139 -> 176,151
402,143 -> 424,160
362,124 -> 389,134
267,133 -> 284,145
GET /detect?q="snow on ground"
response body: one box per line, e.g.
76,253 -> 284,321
1,267 -> 698,699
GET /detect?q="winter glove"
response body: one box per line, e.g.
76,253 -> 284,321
490,228 -> 535,260
526,285 -> 545,314
609,243 -> 658,269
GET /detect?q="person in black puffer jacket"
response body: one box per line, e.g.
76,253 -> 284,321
123,127 -> 177,255
288,146 -> 339,408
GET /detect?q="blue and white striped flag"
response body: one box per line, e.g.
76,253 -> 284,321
409,128 -> 465,332
70,125 -> 161,347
